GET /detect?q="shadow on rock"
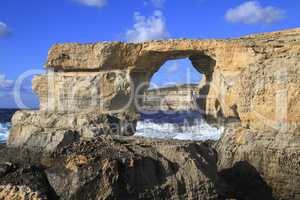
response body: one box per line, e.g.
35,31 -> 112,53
218,161 -> 274,200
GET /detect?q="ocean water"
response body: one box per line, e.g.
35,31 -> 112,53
135,111 -> 223,141
0,109 -> 17,143
0,122 -> 10,143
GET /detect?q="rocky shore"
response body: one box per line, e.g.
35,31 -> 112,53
0,137 -> 228,200
1,28 -> 299,199
2,127 -> 299,200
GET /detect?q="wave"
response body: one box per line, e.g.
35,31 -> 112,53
0,122 -> 11,143
0,111 -> 223,143
134,111 -> 223,141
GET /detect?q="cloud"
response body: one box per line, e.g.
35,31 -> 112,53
75,0 -> 106,8
151,0 -> 165,8
0,74 -> 13,89
144,0 -> 165,8
0,74 -> 39,108
0,22 -> 9,37
225,1 -> 285,25
166,62 -> 179,73
125,10 -> 169,43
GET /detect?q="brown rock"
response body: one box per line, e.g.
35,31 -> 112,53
7,110 -> 137,151
0,185 -> 47,200
43,136 -> 229,200
216,127 -> 300,200
29,28 -> 300,133
1,137 -> 231,200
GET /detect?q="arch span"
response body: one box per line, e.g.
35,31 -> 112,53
31,28 -> 300,134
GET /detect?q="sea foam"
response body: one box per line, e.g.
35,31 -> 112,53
0,122 -> 10,142
134,111 -> 223,141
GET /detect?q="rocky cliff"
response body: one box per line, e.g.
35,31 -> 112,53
4,28 -> 300,199
32,28 -> 300,131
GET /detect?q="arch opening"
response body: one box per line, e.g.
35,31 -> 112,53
144,58 -> 203,112
132,55 -> 223,141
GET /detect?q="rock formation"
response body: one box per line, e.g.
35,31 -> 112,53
216,128 -> 300,200
5,28 -> 300,199
36,28 -> 300,127
0,137 -> 230,200
8,28 -> 300,149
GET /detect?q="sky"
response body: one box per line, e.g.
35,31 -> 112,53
0,0 -> 299,108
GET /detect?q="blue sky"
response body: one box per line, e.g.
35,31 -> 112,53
0,0 -> 299,108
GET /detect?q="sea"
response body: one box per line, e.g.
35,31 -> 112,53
0,109 -> 17,143
0,109 -> 223,143
135,111 -> 223,141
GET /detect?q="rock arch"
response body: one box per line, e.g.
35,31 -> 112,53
8,28 -> 300,150
38,40 -> 246,120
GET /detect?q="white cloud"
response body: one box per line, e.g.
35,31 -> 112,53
0,22 -> 9,37
225,1 -> 285,25
144,0 -> 165,8
0,74 -> 13,89
166,62 -> 179,73
125,10 -> 169,43
151,0 -> 165,8
75,0 -> 106,8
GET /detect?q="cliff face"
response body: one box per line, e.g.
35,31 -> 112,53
31,28 -> 300,132
4,28 -> 300,200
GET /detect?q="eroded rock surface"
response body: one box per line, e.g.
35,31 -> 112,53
0,162 -> 57,200
5,28 -> 300,199
31,28 -> 300,133
216,127 -> 300,200
8,110 -> 137,151
7,29 -> 300,149
1,137 -> 230,200
0,185 -> 47,200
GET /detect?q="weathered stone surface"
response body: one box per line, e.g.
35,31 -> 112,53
33,70 -> 132,113
45,137 -> 229,200
8,110 -> 137,151
0,185 -> 47,200
29,28 -> 300,132
1,137 -> 230,200
216,127 -> 300,200
5,28 -> 300,199
0,162 -> 57,200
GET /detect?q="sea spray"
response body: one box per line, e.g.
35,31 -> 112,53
0,122 -> 11,142
134,111 -> 223,141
